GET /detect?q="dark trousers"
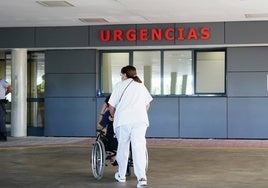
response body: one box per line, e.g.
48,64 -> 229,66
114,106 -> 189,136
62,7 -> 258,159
0,101 -> 6,136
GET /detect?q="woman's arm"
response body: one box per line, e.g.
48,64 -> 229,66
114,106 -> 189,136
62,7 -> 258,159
97,103 -> 108,130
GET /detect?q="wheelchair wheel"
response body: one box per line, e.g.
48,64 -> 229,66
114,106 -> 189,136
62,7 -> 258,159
91,140 -> 106,180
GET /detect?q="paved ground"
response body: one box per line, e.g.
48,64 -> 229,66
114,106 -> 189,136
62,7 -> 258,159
1,137 -> 268,188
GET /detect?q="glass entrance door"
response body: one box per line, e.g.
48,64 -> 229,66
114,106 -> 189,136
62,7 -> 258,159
0,52 -> 11,132
27,52 -> 45,132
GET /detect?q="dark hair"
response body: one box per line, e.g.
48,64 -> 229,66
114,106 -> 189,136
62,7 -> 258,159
105,95 -> 110,105
121,65 -> 142,83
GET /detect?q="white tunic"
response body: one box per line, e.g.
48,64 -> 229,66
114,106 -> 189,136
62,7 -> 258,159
108,78 -> 153,129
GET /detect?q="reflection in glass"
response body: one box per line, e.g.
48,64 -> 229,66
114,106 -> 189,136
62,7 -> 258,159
29,102 -> 44,127
133,51 -> 161,95
101,52 -> 129,93
163,51 -> 193,95
196,51 -> 225,93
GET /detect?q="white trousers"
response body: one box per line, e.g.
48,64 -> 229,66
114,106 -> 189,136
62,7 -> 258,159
115,123 -> 147,180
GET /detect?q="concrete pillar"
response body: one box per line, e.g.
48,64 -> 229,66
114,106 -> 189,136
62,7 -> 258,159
144,65 -> 152,92
11,49 -> 27,137
102,55 -> 112,93
170,72 -> 177,94
181,74 -> 188,95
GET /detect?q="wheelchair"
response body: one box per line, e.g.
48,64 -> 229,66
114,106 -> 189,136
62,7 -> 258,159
91,127 -> 148,180
91,128 -> 133,180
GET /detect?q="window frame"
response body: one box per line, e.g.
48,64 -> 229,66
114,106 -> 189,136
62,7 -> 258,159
99,48 -> 227,97
194,49 -> 227,96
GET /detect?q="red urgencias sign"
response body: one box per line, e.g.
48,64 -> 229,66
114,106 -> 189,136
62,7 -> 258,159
99,27 -> 211,42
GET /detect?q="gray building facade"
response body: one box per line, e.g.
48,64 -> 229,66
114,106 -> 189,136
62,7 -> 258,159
1,21 -> 268,139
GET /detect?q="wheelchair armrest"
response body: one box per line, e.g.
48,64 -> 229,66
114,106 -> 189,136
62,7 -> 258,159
97,129 -> 106,135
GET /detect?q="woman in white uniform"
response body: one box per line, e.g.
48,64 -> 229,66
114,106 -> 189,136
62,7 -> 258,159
109,65 -> 153,187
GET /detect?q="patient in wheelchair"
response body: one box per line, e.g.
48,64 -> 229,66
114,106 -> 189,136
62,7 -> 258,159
97,95 -> 118,165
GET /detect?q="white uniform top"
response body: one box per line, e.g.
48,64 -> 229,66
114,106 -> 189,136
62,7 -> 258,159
0,79 -> 8,99
109,78 -> 153,129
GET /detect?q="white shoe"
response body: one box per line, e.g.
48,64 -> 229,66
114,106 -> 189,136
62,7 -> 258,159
137,178 -> 147,187
114,172 -> 126,182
